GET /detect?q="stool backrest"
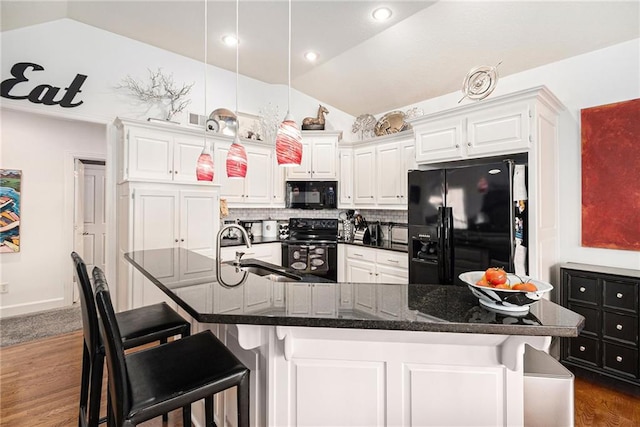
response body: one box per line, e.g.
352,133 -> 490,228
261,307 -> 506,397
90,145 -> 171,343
92,267 -> 131,426
71,252 -> 100,355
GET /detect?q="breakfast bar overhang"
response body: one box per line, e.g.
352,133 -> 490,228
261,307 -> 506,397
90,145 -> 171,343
125,248 -> 584,427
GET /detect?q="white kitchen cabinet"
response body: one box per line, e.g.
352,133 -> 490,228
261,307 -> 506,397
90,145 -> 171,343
413,87 -> 546,164
115,117 -> 207,183
351,132 -> 415,208
286,131 -> 341,180
286,283 -> 339,318
353,146 -> 376,204
214,141 -> 272,206
117,181 -> 220,309
345,245 -> 408,318
271,154 -> 286,205
338,149 -> 354,207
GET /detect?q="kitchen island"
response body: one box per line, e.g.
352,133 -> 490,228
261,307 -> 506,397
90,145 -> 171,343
125,248 -> 583,427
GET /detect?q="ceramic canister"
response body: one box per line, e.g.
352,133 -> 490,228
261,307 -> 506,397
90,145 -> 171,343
262,220 -> 278,238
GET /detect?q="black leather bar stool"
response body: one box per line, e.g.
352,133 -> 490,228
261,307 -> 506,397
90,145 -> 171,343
71,252 -> 191,427
92,267 -> 250,427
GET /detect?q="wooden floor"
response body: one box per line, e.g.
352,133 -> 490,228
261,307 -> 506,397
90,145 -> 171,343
1,331 -> 639,426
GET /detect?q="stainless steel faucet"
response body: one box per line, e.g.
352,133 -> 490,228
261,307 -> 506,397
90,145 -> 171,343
216,223 -> 252,288
217,223 -> 252,266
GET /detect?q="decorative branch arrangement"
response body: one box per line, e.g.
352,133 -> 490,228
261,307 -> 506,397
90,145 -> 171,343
117,68 -> 194,121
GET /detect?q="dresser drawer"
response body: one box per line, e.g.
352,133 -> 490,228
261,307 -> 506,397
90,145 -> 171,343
568,336 -> 599,366
567,304 -> 599,336
603,312 -> 638,345
566,273 -> 598,305
603,342 -> 639,378
603,279 -> 638,313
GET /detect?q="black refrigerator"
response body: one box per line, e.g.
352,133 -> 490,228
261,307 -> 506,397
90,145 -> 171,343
408,155 -> 528,285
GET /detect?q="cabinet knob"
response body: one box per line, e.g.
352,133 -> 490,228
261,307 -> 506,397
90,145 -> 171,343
616,356 -> 623,363
467,142 -> 471,146
579,286 -> 586,293
174,171 -> 178,174
180,238 -> 184,242
616,324 -> 623,331
455,144 -> 460,148
579,345 -> 586,352
616,292 -> 623,298
169,170 -> 173,174
174,239 -> 179,243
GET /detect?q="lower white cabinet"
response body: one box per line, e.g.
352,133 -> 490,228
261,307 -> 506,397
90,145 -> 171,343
286,283 -> 339,317
345,245 -> 408,319
117,181 -> 220,309
218,242 -> 282,265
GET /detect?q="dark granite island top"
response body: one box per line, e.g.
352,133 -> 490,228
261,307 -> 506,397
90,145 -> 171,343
125,247 -> 584,337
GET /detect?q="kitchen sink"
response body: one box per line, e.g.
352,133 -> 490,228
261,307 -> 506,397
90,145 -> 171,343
239,264 -> 302,282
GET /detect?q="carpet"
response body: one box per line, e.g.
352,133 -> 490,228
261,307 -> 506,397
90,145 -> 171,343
0,305 -> 82,347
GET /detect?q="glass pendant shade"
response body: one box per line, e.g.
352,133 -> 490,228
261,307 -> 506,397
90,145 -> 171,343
275,112 -> 303,167
196,142 -> 214,181
226,137 -> 248,178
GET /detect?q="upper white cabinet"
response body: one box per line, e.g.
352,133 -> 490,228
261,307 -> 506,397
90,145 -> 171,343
350,132 -> 415,209
338,149 -> 354,207
214,141 -> 272,206
286,130 -> 342,180
412,87 -> 552,164
115,117 -> 208,183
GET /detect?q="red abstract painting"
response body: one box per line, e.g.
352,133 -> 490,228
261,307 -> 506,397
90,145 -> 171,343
581,98 -> 640,251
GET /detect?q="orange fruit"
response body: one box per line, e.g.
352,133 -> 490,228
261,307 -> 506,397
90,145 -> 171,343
513,282 -> 537,292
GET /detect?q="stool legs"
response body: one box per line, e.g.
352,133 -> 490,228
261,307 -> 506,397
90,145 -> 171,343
79,344 -> 91,427
238,374 -> 250,427
204,396 -> 214,426
88,352 -> 105,427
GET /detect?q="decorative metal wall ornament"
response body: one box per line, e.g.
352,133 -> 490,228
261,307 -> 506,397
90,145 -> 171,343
458,61 -> 502,103
117,68 -> 194,121
302,104 -> 329,130
404,107 -> 424,120
351,113 -> 377,140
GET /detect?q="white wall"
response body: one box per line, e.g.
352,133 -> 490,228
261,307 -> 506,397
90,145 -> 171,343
401,38 -> 640,272
0,109 -> 106,316
0,19 -> 355,134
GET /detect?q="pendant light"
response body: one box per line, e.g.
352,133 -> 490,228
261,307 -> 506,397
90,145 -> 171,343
196,0 -> 214,181
275,0 -> 303,167
226,0 -> 248,178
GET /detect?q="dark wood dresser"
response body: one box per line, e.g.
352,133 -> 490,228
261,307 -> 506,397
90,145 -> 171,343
560,263 -> 639,389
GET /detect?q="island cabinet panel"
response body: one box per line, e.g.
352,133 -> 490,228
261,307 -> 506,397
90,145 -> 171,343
560,263 -> 640,388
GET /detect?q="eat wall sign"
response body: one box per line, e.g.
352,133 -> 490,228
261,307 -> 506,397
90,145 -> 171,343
1,62 -> 87,108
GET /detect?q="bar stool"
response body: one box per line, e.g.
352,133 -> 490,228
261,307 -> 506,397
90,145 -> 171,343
71,252 -> 191,427
92,266 -> 250,427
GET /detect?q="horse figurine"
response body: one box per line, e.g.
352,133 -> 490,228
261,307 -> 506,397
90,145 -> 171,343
302,105 -> 329,130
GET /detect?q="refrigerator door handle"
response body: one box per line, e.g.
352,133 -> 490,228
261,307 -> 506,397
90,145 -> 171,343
506,159 -> 516,272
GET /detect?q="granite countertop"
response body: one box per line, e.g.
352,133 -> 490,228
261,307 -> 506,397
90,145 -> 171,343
125,248 -> 583,337
220,235 -> 408,253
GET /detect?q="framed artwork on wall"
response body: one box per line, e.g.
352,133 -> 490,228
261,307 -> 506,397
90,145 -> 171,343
0,169 -> 21,253
581,98 -> 640,251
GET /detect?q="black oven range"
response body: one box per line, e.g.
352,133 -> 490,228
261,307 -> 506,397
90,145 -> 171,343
281,218 -> 338,282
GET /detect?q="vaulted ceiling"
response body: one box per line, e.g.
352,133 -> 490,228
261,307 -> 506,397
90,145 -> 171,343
2,1 -> 639,115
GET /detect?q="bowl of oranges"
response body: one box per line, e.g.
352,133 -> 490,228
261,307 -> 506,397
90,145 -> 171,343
459,268 -> 553,314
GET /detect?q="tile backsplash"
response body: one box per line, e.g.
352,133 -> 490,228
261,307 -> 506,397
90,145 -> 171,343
226,208 -> 407,224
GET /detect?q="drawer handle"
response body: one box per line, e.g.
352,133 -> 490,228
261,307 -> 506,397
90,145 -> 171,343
353,253 -> 363,257
579,286 -> 586,293
387,259 -> 399,263
616,292 -> 623,299
616,356 -> 623,363
616,324 -> 623,331
579,346 -> 586,352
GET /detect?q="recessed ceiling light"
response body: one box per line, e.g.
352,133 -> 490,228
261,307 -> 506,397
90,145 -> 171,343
304,51 -> 318,62
221,34 -> 238,46
372,7 -> 392,22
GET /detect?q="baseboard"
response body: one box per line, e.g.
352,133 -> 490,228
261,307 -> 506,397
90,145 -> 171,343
0,298 -> 67,319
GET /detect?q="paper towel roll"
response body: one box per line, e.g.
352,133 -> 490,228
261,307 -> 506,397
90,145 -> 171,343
262,220 -> 278,238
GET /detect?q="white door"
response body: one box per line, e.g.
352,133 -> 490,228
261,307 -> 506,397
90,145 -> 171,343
73,159 -> 85,303
81,163 -> 107,283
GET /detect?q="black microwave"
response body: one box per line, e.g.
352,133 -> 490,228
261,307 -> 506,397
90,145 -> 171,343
285,181 -> 337,210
